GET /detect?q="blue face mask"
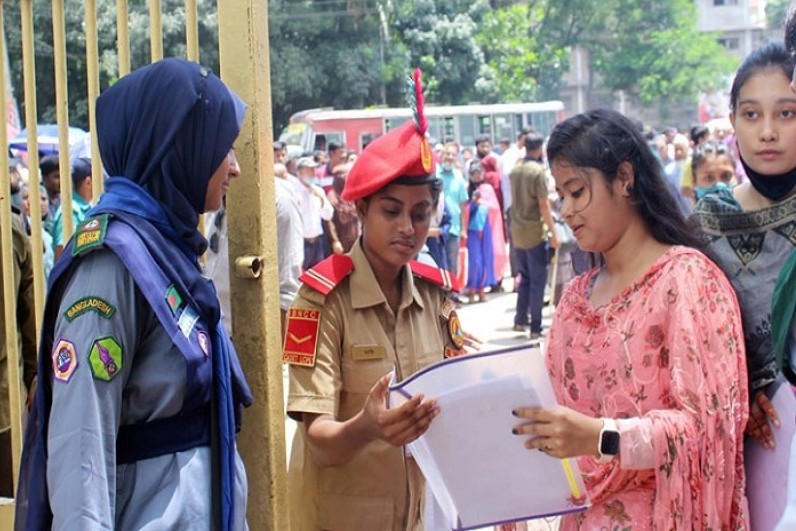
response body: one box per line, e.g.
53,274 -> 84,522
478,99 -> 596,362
694,181 -> 730,200
441,162 -> 452,172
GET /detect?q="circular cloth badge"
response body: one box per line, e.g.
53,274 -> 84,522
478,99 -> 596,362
448,311 -> 465,350
52,339 -> 78,383
89,337 -> 123,381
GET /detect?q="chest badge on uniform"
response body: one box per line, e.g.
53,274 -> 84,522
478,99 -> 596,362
52,339 -> 78,383
351,345 -> 386,361
89,337 -> 123,381
165,284 -> 184,316
447,310 -> 465,350
178,306 -> 200,338
283,308 -> 321,367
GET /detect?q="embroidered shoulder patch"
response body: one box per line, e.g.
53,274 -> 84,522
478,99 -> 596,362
72,214 -> 109,257
89,337 -> 123,381
283,308 -> 321,367
447,310 -> 465,350
52,339 -> 78,383
63,297 -> 116,322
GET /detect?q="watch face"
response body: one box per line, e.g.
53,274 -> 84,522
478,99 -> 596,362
600,430 -> 620,456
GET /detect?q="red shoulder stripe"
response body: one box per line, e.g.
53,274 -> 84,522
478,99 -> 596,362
299,255 -> 355,296
409,260 -> 461,293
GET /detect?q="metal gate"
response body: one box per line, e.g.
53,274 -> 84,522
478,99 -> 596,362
0,1 -> 287,528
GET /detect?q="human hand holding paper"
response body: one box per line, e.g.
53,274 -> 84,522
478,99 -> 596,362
364,373 -> 440,446
512,406 -> 603,459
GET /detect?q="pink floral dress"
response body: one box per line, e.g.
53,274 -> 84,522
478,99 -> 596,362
546,247 -> 749,530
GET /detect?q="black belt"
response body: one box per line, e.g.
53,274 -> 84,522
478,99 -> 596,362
116,407 -> 210,464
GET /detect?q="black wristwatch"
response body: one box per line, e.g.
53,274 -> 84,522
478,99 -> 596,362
598,418 -> 620,462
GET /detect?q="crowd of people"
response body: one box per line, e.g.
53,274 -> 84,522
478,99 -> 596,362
4,13 -> 796,531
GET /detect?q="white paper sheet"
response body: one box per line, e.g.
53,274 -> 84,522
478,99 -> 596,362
745,380 -> 796,531
389,345 -> 588,530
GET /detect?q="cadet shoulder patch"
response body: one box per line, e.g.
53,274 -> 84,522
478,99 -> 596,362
72,214 -> 109,257
410,260 -> 461,293
63,296 -> 116,322
89,337 -> 123,381
299,255 -> 355,296
52,339 -> 78,383
283,307 -> 321,367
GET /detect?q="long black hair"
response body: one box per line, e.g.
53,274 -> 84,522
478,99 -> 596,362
546,108 -> 703,249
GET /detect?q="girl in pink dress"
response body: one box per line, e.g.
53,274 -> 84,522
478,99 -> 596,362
512,109 -> 749,530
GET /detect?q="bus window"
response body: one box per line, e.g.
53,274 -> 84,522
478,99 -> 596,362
360,133 -> 380,151
477,115 -> 492,139
427,116 -> 442,142
527,111 -> 557,137
458,115 -> 476,147
314,132 -> 345,153
385,117 -> 409,132
494,114 -> 514,143
443,117 -> 455,142
514,114 -> 524,135
278,122 -> 310,153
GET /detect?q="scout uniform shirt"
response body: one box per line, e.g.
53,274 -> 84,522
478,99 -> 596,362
285,240 -> 464,531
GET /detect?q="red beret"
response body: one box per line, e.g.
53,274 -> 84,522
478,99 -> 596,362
341,69 -> 435,201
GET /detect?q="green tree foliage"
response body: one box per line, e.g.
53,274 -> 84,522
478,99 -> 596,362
3,0 -> 741,136
268,0 -> 407,135
766,0 -> 791,29
4,0 -> 219,131
589,0 -> 737,104
390,0 -> 494,104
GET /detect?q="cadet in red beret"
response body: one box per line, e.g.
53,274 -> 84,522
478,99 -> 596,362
284,70 -> 469,531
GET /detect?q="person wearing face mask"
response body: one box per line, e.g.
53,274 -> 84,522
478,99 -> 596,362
295,156 -> 334,270
690,141 -> 737,203
693,43 -> 796,455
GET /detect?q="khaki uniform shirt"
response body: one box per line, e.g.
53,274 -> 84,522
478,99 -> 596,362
509,159 -> 548,249
0,212 -> 36,431
286,241 -> 459,531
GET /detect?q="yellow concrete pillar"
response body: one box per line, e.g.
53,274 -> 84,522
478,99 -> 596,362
217,1 -> 289,530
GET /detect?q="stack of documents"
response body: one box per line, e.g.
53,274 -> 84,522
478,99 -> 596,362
389,345 -> 589,530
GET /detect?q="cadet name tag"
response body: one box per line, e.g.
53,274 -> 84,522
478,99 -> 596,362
283,308 -> 321,367
63,296 -> 116,322
351,345 -> 386,361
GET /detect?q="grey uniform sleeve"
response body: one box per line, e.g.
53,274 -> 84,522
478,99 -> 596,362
47,250 -> 143,531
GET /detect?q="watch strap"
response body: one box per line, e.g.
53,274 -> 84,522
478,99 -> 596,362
597,417 -> 620,463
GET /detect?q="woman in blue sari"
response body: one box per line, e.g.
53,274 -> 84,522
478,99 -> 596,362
15,58 -> 252,531
463,161 -> 497,302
